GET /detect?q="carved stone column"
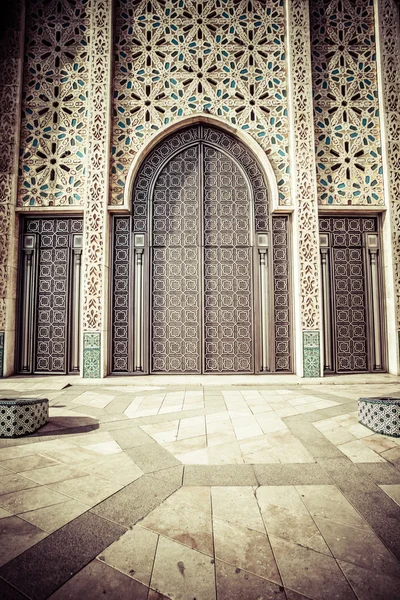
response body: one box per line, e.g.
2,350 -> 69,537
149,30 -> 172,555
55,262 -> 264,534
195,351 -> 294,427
82,0 -> 113,377
376,0 -> 400,374
286,0 -> 322,376
0,1 -> 25,377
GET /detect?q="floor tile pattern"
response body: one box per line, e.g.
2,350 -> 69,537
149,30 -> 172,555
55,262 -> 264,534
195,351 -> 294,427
0,378 -> 400,598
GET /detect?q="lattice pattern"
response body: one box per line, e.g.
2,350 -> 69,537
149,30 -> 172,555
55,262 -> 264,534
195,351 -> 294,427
112,0 -> 290,206
112,217 -> 131,372
378,0 -> 400,328
311,0 -> 383,206
152,147 -> 201,373
0,0 -> 23,336
18,0 -> 90,207
272,216 -> 291,372
204,147 -> 253,373
25,218 -> 83,373
319,217 -> 377,372
134,125 -> 269,233
82,0 -> 112,341
288,0 -> 321,335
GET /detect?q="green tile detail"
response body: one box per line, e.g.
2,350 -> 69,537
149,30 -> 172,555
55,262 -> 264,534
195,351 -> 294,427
0,332 -> 4,378
83,332 -> 101,378
303,330 -> 320,378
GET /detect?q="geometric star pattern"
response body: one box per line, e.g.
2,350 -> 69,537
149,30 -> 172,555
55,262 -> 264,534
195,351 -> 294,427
111,0 -> 290,206
311,0 -> 384,206
18,0 -> 90,207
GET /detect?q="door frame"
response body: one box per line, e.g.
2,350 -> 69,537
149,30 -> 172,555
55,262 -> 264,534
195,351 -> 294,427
110,121 -> 293,375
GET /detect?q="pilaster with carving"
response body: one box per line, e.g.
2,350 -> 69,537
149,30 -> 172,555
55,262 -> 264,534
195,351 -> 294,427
377,0 -> 400,360
82,0 -> 113,377
0,1 -> 25,376
287,0 -> 322,376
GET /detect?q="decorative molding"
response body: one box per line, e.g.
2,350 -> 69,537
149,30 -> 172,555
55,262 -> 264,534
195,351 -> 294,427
82,0 -> 113,367
303,330 -> 321,378
287,0 -> 321,346
0,332 -> 4,377
311,0 -> 383,206
111,216 -> 131,373
111,0 -> 290,206
272,215 -> 292,372
83,332 -> 101,379
377,0 -> 400,328
0,0 -> 25,375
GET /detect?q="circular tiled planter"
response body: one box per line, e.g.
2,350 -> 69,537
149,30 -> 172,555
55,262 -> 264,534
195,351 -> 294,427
0,398 -> 49,438
358,397 -> 400,437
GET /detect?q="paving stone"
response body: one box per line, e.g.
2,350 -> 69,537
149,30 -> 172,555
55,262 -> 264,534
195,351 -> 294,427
0,577 -> 29,599
150,535 -> 216,600
183,465 -> 258,486
151,465 -> 184,486
338,559 -> 400,600
99,525 -> 158,587
49,558 -> 148,599
253,464 -> 332,485
319,458 -> 400,561
0,512 -> 125,600
125,443 -> 181,473
109,427 -> 157,449
215,559 -> 285,600
91,475 -> 180,527
270,535 -> 356,600
356,462 -> 400,484
0,516 -> 48,567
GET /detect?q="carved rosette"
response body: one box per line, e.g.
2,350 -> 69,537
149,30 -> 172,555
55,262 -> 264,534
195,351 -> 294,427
82,0 -> 113,376
287,0 -> 321,375
377,0 -> 400,329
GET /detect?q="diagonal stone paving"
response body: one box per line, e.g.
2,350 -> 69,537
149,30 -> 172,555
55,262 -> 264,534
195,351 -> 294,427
0,379 -> 400,599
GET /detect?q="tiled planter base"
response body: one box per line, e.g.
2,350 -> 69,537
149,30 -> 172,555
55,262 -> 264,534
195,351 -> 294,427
358,397 -> 400,437
0,398 -> 49,438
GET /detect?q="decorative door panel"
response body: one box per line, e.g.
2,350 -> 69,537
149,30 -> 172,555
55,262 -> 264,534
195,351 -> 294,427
332,244 -> 368,372
19,218 -> 83,375
203,146 -> 253,373
151,146 -> 202,373
152,246 -> 201,372
203,146 -> 251,248
319,217 -> 384,374
204,247 -> 253,372
114,125 -> 293,375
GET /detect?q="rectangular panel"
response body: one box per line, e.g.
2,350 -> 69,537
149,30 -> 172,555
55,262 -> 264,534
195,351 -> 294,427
24,218 -> 83,374
151,145 -> 201,373
203,144 -> 254,373
204,247 -> 253,373
112,217 -> 131,372
319,217 -> 378,373
272,216 -> 291,372
152,246 -> 201,373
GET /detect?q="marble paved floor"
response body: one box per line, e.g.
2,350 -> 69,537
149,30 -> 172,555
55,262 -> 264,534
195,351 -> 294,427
1,378 -> 400,599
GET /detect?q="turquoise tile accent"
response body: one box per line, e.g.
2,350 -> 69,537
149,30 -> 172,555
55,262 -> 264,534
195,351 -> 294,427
83,332 -> 101,378
0,332 -> 4,378
303,331 -> 320,378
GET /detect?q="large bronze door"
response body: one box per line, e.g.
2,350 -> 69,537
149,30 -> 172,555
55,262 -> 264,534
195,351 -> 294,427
111,125 -> 293,375
17,217 -> 83,374
150,143 -> 253,374
319,217 -> 385,373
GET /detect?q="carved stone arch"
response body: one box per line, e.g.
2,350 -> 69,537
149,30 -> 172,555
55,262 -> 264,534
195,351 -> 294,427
132,123 -> 270,234
111,121 -> 292,374
124,115 -> 279,213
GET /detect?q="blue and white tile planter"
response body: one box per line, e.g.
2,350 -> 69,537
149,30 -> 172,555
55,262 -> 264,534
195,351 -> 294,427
358,397 -> 400,438
0,398 -> 49,438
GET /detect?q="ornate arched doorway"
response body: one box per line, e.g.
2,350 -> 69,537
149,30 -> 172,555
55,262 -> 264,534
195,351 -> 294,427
111,124 -> 292,374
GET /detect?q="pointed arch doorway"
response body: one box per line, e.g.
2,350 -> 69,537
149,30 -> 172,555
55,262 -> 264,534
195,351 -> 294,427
111,124 -> 292,375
